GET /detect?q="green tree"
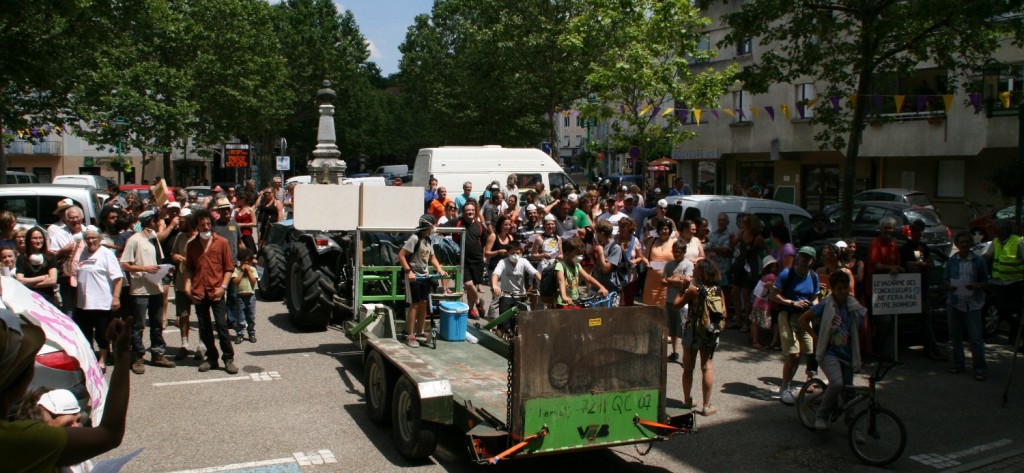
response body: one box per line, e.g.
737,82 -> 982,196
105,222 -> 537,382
563,0 -> 735,169
0,0 -> 118,177
721,0 -> 1024,235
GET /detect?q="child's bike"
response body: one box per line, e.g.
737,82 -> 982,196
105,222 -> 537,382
560,291 -> 619,309
796,360 -> 906,466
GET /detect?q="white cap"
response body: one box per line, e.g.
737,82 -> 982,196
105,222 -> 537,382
526,204 -> 537,211
37,389 -> 80,415
164,201 -> 181,209
657,199 -> 668,208
566,193 -> 579,202
654,188 -> 662,193
620,185 -> 628,192
180,208 -> 192,217
543,214 -> 557,222
835,240 -> 849,249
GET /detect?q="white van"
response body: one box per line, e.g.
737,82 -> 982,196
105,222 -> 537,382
52,174 -> 114,189
666,195 -> 814,245
411,146 -> 576,198
372,164 -> 409,180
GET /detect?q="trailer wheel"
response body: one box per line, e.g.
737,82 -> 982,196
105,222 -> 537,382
365,351 -> 392,424
391,376 -> 438,460
258,244 -> 287,301
285,243 -> 333,331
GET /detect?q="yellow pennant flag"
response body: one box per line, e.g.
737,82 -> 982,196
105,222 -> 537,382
722,108 -> 736,118
639,104 -> 652,116
750,107 -> 760,120
781,103 -> 791,120
942,95 -> 953,113
1001,91 -> 1013,109
694,109 -> 702,126
806,98 -> 818,108
848,95 -> 858,108
661,107 -> 675,117
894,95 -> 905,113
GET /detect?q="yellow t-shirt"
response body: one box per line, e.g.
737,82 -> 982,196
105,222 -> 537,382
0,419 -> 67,472
233,266 -> 258,295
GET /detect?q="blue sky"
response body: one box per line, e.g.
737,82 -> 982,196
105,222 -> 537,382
335,0 -> 434,76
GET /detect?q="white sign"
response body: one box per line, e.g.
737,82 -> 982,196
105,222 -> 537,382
871,273 -> 922,315
1,277 -> 108,425
276,155 -> 291,171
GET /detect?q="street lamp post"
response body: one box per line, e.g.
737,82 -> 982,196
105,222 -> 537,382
112,116 -> 128,184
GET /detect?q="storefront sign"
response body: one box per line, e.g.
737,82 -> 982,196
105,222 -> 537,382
672,148 -> 720,160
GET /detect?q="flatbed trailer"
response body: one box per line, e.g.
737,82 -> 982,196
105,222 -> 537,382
345,269 -> 695,463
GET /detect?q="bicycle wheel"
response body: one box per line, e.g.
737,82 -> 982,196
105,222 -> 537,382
796,378 -> 827,430
848,406 -> 907,466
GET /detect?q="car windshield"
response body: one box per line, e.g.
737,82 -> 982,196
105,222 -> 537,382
904,208 -> 942,226
905,193 -> 931,206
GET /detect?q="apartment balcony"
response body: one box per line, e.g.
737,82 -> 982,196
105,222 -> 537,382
5,140 -> 62,156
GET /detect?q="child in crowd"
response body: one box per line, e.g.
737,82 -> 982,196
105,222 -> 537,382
399,215 -> 447,347
490,244 -> 541,333
555,236 -> 608,308
0,246 -> 15,276
750,255 -> 778,350
799,270 -> 865,431
232,247 -> 259,344
663,240 -> 694,362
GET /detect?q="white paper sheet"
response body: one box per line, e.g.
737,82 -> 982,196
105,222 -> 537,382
142,264 -> 175,286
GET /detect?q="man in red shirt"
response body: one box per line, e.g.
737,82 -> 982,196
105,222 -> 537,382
867,216 -> 904,360
184,209 -> 238,374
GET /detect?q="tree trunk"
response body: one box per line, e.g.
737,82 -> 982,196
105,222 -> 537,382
841,69 -> 874,237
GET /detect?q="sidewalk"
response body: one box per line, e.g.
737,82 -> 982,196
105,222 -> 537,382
946,447 -> 1024,472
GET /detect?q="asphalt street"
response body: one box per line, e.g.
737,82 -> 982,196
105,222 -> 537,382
93,295 -> 1024,473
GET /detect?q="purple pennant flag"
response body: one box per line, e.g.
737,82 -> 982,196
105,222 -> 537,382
619,105 -> 626,114
652,107 -> 661,117
969,93 -> 982,114
737,109 -> 746,120
871,95 -> 883,114
916,95 -> 928,113
678,109 -> 689,122
796,102 -> 806,119
830,96 -> 840,111
711,109 -> 719,120
29,128 -> 38,137
765,106 -> 775,121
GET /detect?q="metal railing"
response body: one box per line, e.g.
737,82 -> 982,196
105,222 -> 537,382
4,140 -> 62,155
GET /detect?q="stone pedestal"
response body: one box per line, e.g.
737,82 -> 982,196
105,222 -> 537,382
310,80 -> 346,183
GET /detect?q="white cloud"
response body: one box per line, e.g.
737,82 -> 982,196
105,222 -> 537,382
366,39 -> 384,60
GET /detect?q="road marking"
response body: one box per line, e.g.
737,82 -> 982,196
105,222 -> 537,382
165,449 -> 335,473
911,439 -> 1013,470
153,371 -> 281,387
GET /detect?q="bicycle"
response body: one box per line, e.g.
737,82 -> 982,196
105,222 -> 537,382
796,360 -> 907,467
483,289 -> 537,341
560,291 -> 620,309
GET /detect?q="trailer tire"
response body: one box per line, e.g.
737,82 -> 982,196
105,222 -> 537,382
286,243 -> 333,331
258,244 -> 287,301
365,351 -> 393,424
392,376 -> 438,460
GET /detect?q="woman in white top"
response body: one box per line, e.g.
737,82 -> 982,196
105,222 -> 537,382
531,215 -> 563,272
678,219 -> 705,263
74,227 -> 124,368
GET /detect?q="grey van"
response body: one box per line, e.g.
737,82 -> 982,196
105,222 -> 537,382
665,195 -> 814,245
6,171 -> 39,184
0,184 -> 107,227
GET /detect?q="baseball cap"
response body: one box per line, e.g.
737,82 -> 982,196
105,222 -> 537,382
834,240 -> 848,249
762,255 -> 777,268
180,208 -> 192,217
619,185 -> 628,192
798,246 -> 817,258
37,389 -> 81,415
566,193 -> 579,202
654,188 -> 662,194
164,202 -> 181,209
138,210 -> 159,225
543,213 -> 557,222
657,199 -> 668,209
416,214 -> 436,231
526,204 -> 537,211
624,194 -> 636,202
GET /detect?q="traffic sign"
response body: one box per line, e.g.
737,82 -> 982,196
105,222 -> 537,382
627,146 -> 641,160
276,156 -> 291,171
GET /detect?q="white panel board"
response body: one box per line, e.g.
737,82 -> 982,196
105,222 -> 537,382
361,186 -> 422,230
293,184 -> 360,231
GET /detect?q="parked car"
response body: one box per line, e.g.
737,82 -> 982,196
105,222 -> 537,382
967,204 -> 1023,243
0,184 -> 106,227
6,170 -> 39,184
118,184 -> 176,205
666,195 -> 814,245
52,174 -> 116,190
185,186 -> 213,200
824,201 -> 952,254
854,188 -> 934,210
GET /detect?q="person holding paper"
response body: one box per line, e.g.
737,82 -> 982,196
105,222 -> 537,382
120,211 -> 176,374
73,227 -> 124,370
946,231 -> 989,380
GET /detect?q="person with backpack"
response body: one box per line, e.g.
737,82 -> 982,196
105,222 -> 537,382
398,215 -> 448,347
673,259 -> 726,416
590,221 -> 623,305
770,246 -> 821,405
553,237 -> 608,308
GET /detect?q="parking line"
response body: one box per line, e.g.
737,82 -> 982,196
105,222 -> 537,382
165,449 -> 336,473
910,439 -> 1013,470
152,377 -> 250,387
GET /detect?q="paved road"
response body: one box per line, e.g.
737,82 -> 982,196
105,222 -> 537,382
95,296 -> 1024,472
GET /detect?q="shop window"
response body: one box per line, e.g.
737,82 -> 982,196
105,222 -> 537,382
736,161 -> 773,198
33,167 -> 52,183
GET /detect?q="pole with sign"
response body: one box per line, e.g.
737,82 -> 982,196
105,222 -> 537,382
276,156 -> 291,172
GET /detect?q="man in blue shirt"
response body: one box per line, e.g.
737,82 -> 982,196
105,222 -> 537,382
453,181 -> 473,214
667,177 -> 691,196
771,246 -> 819,404
423,177 -> 439,213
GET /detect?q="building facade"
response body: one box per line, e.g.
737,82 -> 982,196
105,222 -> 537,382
666,2 -> 1023,229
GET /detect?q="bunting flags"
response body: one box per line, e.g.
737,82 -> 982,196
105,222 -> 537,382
781,103 -> 790,120
765,105 -> 775,121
